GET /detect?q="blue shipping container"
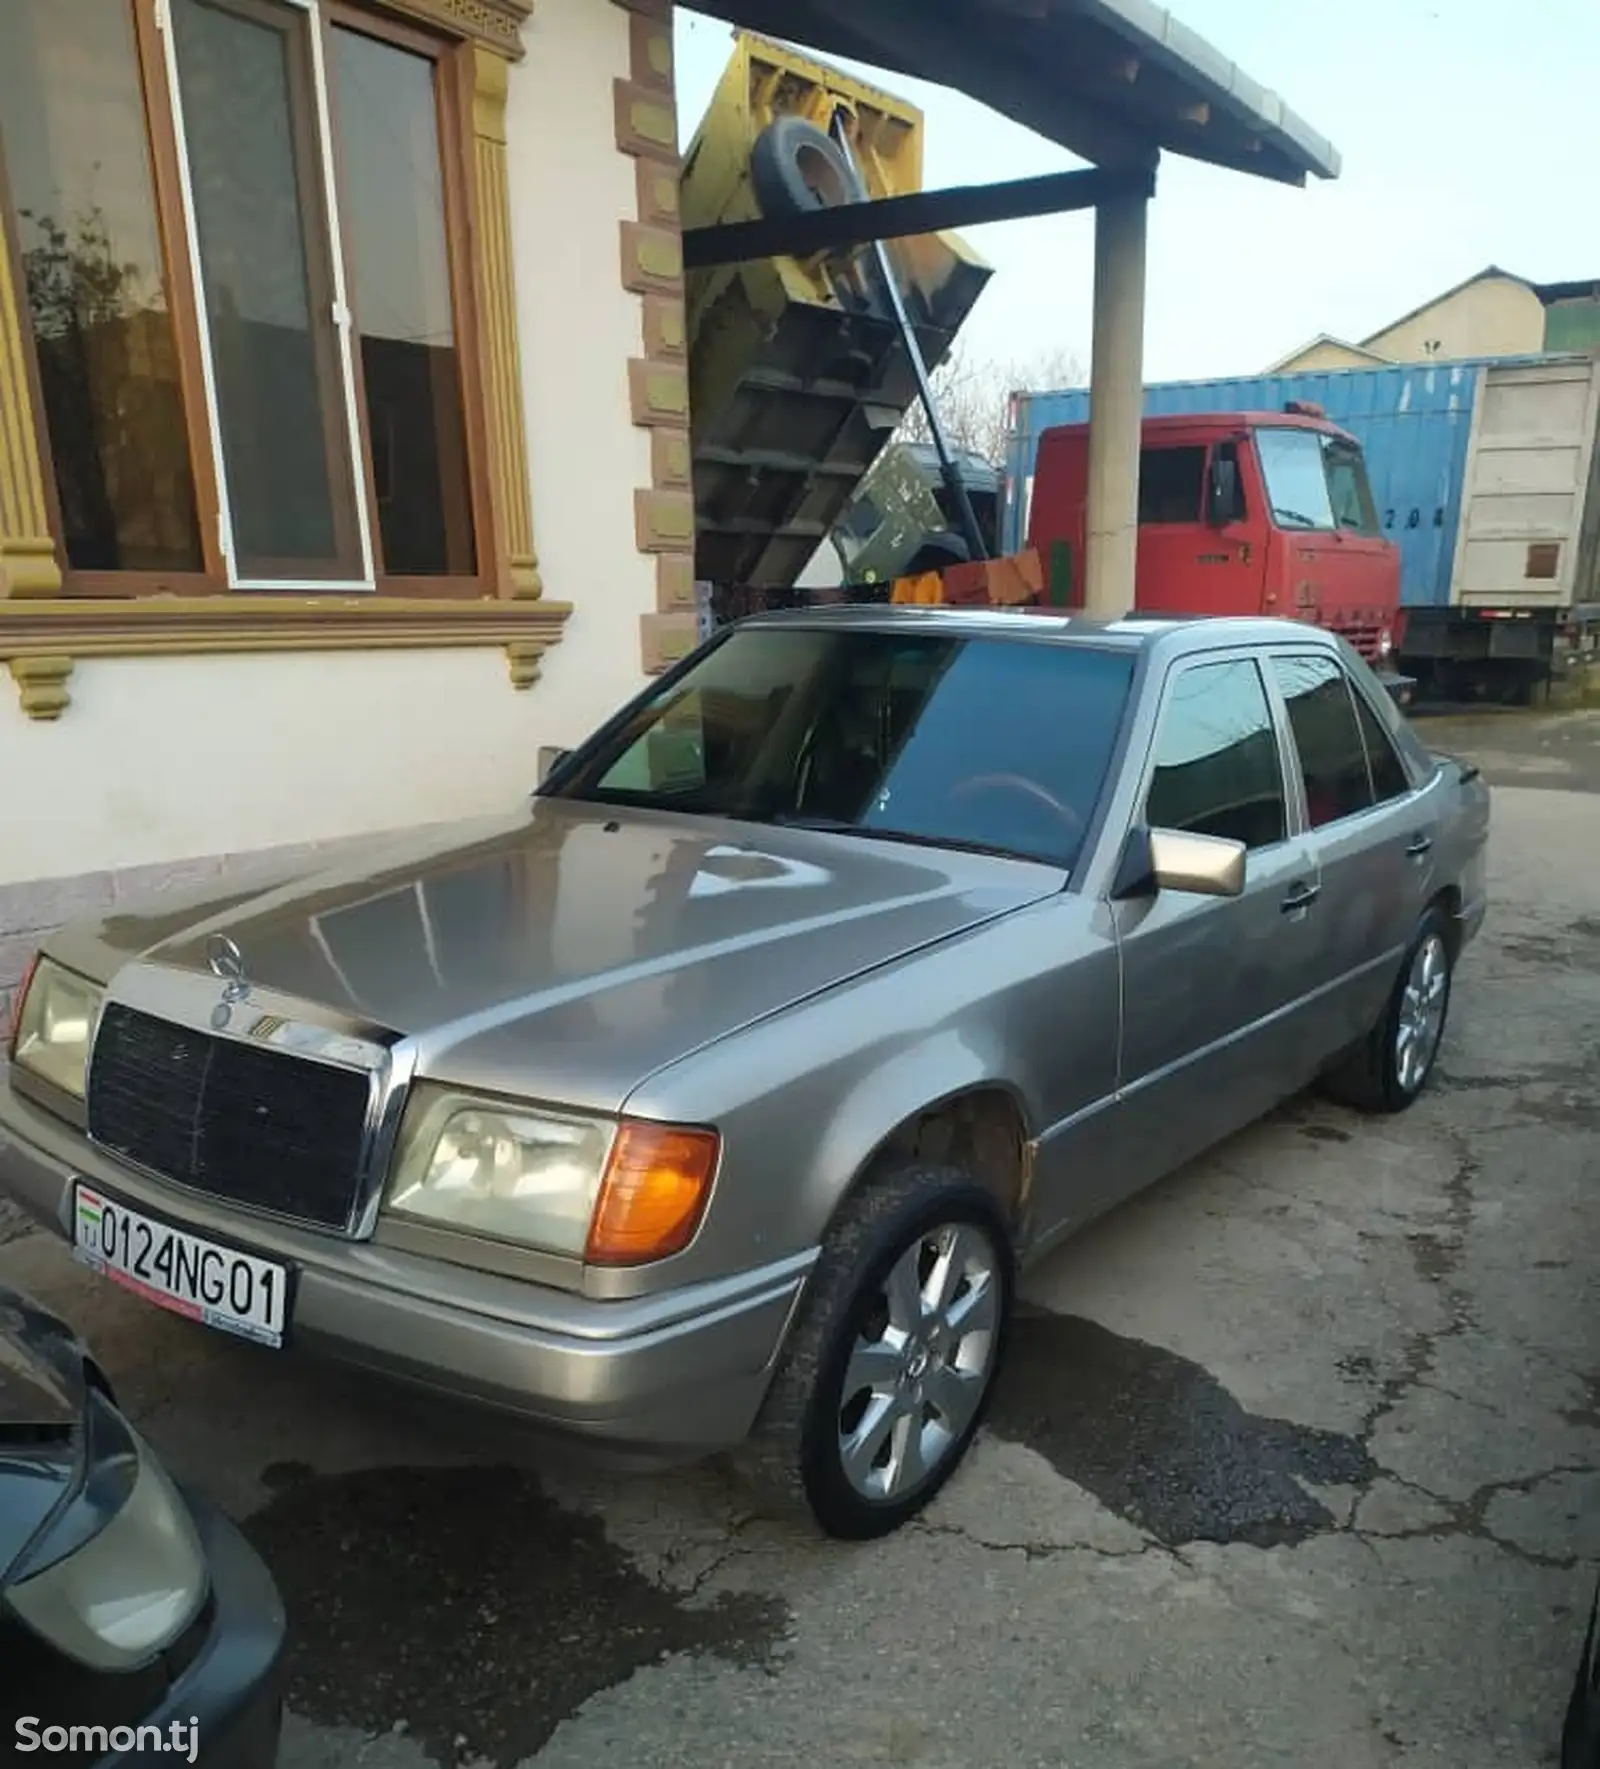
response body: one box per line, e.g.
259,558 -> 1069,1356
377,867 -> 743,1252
1003,360 -> 1541,611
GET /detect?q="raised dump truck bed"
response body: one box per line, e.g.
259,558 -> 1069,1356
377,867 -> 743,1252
682,33 -> 991,589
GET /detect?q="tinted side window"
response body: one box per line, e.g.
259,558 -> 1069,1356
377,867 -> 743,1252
1139,446 -> 1206,524
1146,660 -> 1287,851
1271,655 -> 1374,827
1351,685 -> 1412,802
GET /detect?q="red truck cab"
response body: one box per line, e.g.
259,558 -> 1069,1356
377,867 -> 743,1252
1026,408 -> 1404,668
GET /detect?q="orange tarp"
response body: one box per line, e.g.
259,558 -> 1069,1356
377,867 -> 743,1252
888,548 -> 1046,610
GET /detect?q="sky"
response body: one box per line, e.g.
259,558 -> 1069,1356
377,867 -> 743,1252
673,0 -> 1597,388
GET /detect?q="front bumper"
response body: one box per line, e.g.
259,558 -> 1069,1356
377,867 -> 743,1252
0,1086 -> 812,1458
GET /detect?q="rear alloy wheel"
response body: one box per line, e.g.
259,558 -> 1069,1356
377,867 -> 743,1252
1322,906 -> 1454,1114
1395,928 -> 1451,1096
740,1164 -> 1014,1539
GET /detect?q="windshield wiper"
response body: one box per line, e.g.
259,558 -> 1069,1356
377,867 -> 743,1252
1273,507 -> 1321,529
760,813 -> 1053,865
764,813 -> 867,834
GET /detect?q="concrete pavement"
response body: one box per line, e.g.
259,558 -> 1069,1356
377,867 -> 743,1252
2,709 -> 1597,1768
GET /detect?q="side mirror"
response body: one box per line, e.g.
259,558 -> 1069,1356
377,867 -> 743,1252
536,745 -> 572,787
1206,457 -> 1240,527
1112,826 -> 1247,900
1150,827 -> 1246,898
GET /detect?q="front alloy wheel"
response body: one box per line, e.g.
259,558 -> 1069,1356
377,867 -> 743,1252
741,1164 -> 1015,1539
836,1222 -> 1001,1505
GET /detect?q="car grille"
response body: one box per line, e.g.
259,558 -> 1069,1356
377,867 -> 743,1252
87,1003 -> 373,1230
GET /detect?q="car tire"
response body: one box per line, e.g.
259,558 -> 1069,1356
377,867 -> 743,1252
738,1162 -> 1015,1540
1321,905 -> 1454,1114
750,115 -> 854,220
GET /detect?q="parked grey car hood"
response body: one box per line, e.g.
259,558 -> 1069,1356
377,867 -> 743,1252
54,800 -> 1064,1111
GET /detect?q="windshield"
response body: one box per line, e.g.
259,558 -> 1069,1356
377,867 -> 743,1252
547,624 -> 1137,868
1255,426 -> 1337,530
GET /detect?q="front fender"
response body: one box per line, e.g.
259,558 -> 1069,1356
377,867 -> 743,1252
615,897 -> 1115,1294
805,1025 -> 1030,1221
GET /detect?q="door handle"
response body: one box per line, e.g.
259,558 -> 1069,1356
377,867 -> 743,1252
1281,881 -> 1321,914
1405,834 -> 1434,859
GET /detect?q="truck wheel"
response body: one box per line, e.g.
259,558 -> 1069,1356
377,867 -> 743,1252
1320,906 -> 1454,1114
751,116 -> 853,219
738,1162 -> 1014,1539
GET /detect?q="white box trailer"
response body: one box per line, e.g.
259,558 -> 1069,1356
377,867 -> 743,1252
1406,352 -> 1600,695
1454,354 -> 1600,610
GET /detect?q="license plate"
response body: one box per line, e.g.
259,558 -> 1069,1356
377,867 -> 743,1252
72,1183 -> 290,1350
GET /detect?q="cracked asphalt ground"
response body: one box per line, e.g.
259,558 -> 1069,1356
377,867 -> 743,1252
3,705 -> 1597,1769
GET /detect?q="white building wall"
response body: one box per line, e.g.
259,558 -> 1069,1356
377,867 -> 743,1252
0,0 -> 652,903
506,0 -> 656,728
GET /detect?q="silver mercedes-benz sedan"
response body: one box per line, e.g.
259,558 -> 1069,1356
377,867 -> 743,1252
0,610 -> 1489,1538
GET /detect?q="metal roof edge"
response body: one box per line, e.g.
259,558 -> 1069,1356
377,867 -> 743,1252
1079,0 -> 1341,180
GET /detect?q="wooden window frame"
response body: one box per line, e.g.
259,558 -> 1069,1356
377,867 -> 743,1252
5,0 -> 513,602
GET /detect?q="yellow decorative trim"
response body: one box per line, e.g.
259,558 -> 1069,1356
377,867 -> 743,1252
620,222 -> 684,297
0,598 -> 571,718
381,0 -> 533,59
629,359 -> 689,427
0,219 -> 62,599
615,2 -> 692,675
8,655 -> 72,722
504,640 -> 547,691
639,612 -> 699,675
613,81 -> 679,163
642,293 -> 686,359
651,427 -> 692,488
629,12 -> 675,92
656,554 -> 697,613
634,488 -> 694,553
636,160 -> 681,230
470,45 -> 541,599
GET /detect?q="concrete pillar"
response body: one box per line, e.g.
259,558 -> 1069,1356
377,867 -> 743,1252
1083,188 -> 1150,618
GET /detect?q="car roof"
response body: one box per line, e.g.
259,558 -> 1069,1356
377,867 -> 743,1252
734,603 -> 1348,663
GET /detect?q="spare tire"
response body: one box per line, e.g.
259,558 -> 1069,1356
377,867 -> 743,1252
751,115 -> 854,219
904,533 -> 971,578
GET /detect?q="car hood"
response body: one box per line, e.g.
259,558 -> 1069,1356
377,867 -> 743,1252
55,799 -> 1064,1111
0,1287 -> 84,1583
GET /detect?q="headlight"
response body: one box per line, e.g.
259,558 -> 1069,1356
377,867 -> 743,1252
387,1087 -> 719,1264
10,957 -> 102,1099
1378,627 -> 1395,659
7,1426 -> 209,1672
387,1088 -> 617,1256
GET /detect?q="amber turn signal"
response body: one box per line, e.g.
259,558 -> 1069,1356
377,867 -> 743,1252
586,1121 -> 720,1267
5,953 -> 38,1061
